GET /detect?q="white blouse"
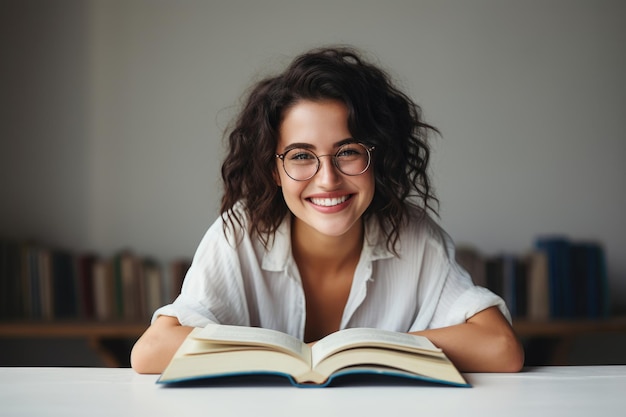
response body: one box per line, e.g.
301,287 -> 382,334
153,207 -> 510,340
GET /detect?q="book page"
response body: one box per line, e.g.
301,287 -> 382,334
195,323 -> 311,362
313,348 -> 467,386
180,338 -> 254,356
311,328 -> 441,367
160,330 -> 314,384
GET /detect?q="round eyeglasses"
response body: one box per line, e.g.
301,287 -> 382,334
275,142 -> 375,181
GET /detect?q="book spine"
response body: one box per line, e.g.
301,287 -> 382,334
0,240 -> 172,322
52,250 -> 78,319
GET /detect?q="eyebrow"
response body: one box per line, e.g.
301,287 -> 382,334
282,138 -> 357,153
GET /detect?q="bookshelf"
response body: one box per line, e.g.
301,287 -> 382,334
513,316 -> 626,365
0,241 -> 183,367
0,238 -> 620,367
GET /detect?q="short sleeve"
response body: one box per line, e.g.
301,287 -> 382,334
151,297 -> 219,328
409,219 -> 512,331
150,214 -> 252,328
429,242 -> 511,328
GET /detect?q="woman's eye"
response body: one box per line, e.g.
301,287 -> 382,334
337,146 -> 361,158
289,150 -> 315,161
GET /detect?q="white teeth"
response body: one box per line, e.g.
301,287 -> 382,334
310,195 -> 350,207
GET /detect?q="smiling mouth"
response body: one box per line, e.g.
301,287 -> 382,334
308,195 -> 352,207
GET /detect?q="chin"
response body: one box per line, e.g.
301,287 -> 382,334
306,216 -> 362,238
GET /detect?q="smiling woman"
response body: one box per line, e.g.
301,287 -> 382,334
130,46 -> 524,375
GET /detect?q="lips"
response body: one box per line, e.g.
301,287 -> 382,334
308,195 -> 352,207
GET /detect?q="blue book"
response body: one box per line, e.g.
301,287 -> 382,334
583,243 -> 610,318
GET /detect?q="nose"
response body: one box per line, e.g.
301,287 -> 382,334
316,154 -> 342,185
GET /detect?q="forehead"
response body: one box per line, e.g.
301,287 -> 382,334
278,99 -> 351,148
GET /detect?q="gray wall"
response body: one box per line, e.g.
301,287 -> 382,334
2,0 -> 625,312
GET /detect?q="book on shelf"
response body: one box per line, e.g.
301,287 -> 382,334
535,237 -> 574,318
114,250 -> 147,321
38,248 -> 54,320
76,254 -> 97,319
455,245 -> 487,287
534,236 -> 609,319
168,258 -> 191,302
51,250 -> 78,319
93,257 -> 115,321
455,237 -> 609,322
157,323 -> 469,388
485,254 -> 528,319
142,258 -> 164,319
525,250 -> 550,321
2,235 -> 610,324
0,238 -> 178,323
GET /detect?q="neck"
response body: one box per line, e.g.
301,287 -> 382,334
291,217 -> 364,273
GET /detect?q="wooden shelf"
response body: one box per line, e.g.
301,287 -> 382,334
0,321 -> 148,367
513,316 -> 626,337
513,316 -> 626,365
0,321 -> 147,338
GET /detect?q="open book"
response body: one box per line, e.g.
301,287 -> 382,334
157,323 -> 469,388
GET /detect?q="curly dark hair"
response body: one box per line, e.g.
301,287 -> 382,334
220,46 -> 439,253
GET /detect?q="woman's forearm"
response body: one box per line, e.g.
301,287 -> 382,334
131,315 -> 194,374
412,306 -> 524,372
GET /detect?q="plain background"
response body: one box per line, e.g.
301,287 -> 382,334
1,0 -> 625,318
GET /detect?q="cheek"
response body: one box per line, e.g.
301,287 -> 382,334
279,179 -> 307,206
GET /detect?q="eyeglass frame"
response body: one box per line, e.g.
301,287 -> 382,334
275,142 -> 375,181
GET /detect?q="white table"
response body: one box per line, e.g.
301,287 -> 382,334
1,366 -> 625,417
